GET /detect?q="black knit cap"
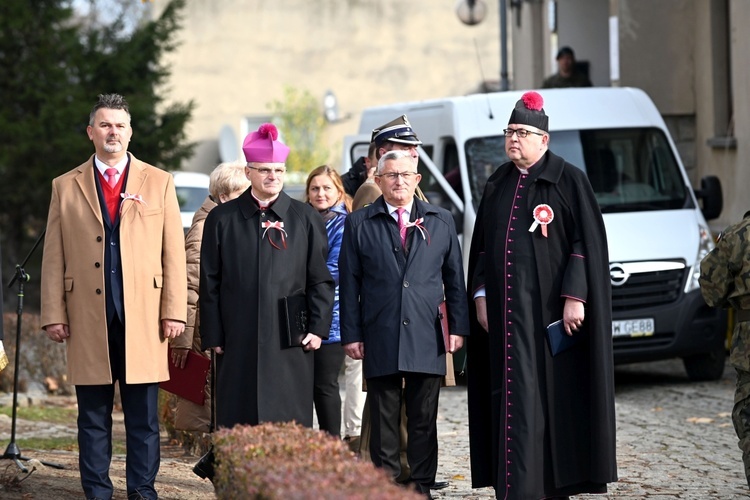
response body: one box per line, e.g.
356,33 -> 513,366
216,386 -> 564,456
508,91 -> 549,132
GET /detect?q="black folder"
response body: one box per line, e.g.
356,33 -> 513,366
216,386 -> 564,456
546,319 -> 583,356
280,293 -> 308,348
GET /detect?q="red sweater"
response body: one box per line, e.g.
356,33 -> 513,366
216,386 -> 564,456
98,168 -> 127,223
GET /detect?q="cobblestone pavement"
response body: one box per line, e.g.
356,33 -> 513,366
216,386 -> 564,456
432,359 -> 748,499
2,359 -> 747,499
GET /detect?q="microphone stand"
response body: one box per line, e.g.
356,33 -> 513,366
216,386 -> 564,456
2,229 -> 63,471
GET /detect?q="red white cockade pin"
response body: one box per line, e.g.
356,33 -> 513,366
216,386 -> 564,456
261,220 -> 288,249
529,204 -> 554,238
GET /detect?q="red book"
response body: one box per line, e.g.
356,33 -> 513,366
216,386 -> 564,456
160,347 -> 211,405
439,301 -> 450,352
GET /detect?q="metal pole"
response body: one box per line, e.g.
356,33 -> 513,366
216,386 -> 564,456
500,0 -> 510,90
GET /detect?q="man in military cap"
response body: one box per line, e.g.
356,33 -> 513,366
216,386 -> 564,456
371,114 -> 422,162
700,210 -> 750,488
351,115 -> 422,211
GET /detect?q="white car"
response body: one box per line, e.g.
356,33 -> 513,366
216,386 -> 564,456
172,171 -> 210,232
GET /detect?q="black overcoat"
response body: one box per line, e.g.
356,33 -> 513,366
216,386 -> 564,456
200,190 -> 334,428
466,151 -> 617,497
339,196 -> 469,379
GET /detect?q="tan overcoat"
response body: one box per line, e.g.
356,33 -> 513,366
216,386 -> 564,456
41,154 -> 187,385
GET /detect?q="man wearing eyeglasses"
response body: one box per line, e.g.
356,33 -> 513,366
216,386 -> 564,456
199,124 -> 334,439
340,149 -> 470,498
351,116 -> 454,492
465,91 -> 617,499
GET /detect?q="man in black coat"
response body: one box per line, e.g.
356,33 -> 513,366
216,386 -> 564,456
340,149 -> 469,497
200,123 -> 334,429
466,91 -> 617,499
342,155 -> 368,197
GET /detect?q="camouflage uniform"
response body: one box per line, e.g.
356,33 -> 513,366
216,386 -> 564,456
699,210 -> 750,487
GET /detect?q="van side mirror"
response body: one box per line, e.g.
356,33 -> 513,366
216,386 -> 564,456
694,175 -> 723,221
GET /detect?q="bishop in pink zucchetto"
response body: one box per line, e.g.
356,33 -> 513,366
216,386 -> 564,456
242,123 -> 290,163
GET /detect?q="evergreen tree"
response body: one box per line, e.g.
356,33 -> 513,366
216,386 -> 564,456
0,0 -> 193,282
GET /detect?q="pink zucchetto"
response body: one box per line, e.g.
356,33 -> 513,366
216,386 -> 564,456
242,123 -> 290,163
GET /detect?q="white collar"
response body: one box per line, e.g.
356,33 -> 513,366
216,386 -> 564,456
385,199 -> 414,216
94,155 -> 128,177
252,190 -> 279,209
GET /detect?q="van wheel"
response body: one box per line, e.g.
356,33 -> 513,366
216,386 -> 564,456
682,346 -> 726,381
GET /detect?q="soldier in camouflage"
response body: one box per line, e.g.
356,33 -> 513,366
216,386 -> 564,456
699,210 -> 750,488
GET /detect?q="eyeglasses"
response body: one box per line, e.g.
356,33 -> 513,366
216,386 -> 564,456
247,166 -> 286,176
503,128 -> 545,138
376,171 -> 418,181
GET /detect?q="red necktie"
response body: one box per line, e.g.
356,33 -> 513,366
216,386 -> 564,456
105,168 -> 118,188
396,207 -> 407,248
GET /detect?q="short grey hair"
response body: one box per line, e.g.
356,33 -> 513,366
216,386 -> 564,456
89,94 -> 131,126
377,149 -> 416,174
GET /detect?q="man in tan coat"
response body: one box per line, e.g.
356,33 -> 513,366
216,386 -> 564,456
41,94 -> 187,500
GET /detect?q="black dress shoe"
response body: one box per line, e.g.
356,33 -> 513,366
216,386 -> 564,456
429,480 -> 450,490
193,447 -> 215,482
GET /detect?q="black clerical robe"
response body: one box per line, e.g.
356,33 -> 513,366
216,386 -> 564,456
200,190 -> 334,428
466,151 -> 617,498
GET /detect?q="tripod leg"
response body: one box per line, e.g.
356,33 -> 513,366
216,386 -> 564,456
18,455 -> 65,470
2,442 -> 28,473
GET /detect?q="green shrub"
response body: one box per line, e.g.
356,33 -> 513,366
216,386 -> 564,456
213,422 -> 422,499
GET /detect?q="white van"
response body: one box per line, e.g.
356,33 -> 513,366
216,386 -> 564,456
342,87 -> 726,381
172,171 -> 210,233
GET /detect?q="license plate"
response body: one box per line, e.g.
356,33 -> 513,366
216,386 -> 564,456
612,318 -> 655,338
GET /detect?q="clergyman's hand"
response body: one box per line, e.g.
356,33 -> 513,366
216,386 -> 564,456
301,333 -> 322,351
475,296 -> 489,332
562,298 -> 585,335
45,324 -> 70,343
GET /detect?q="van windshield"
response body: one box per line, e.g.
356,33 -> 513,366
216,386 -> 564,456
466,128 -> 692,213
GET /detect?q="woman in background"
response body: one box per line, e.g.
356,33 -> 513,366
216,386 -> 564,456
305,165 -> 351,437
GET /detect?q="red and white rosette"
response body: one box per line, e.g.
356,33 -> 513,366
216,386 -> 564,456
120,192 -> 147,214
529,204 -> 554,238
261,220 -> 288,249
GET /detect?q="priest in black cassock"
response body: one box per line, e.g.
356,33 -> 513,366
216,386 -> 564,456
466,91 -> 617,499
200,123 -> 334,430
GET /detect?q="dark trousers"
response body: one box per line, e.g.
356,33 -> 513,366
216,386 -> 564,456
313,342 -> 345,436
367,373 -> 441,495
75,316 -> 161,500
359,393 -> 411,481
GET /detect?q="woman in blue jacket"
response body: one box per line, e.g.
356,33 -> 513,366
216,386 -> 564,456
306,165 -> 351,436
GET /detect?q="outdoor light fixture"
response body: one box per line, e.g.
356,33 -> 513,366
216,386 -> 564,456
323,90 -> 351,123
323,90 -> 339,123
456,0 -> 488,26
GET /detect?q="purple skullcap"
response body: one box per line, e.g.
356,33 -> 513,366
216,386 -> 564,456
242,123 -> 290,163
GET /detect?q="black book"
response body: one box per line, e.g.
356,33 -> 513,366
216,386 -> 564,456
280,293 -> 308,348
546,319 -> 583,356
